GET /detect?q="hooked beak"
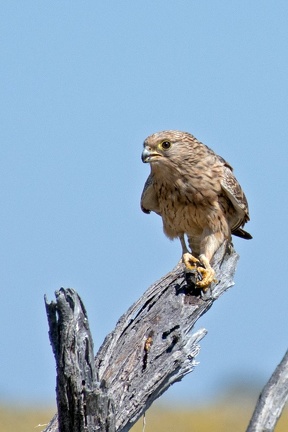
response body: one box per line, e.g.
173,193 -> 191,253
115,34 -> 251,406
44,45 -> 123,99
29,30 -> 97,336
141,147 -> 161,163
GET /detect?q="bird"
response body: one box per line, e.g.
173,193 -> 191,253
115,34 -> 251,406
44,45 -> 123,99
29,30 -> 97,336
140,130 -> 252,290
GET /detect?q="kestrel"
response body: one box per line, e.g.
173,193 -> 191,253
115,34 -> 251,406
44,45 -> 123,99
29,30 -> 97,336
141,130 -> 252,290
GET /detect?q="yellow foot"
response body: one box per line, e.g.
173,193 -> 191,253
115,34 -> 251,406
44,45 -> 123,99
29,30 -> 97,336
182,253 -> 215,291
182,252 -> 200,270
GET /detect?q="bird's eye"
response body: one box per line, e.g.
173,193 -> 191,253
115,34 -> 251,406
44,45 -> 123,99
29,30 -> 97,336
161,141 -> 171,150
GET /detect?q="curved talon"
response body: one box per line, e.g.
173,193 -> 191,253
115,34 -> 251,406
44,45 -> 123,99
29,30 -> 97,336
182,252 -> 215,291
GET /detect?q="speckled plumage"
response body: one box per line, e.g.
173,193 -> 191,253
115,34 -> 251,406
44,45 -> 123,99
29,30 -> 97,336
141,130 -> 251,289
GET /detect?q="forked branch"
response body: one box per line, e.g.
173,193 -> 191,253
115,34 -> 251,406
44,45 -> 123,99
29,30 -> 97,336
43,242 -> 288,432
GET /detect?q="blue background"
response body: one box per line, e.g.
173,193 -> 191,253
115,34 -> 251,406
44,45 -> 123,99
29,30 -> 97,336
0,1 -> 287,406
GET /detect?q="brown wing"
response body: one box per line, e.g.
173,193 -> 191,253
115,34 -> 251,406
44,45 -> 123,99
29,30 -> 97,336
221,164 -> 252,239
141,174 -> 160,215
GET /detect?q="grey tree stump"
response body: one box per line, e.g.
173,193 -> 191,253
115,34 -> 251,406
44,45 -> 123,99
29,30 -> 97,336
43,241 -> 288,432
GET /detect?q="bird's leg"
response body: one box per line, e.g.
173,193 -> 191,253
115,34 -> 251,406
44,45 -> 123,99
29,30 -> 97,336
195,230 -> 226,289
179,234 -> 190,255
181,230 -> 225,290
195,255 -> 216,289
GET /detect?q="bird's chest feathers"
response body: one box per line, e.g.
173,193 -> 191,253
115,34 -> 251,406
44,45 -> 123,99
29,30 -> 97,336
153,177 -> 214,238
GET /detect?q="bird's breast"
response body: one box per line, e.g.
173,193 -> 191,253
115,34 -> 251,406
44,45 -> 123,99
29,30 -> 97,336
155,183 -> 212,239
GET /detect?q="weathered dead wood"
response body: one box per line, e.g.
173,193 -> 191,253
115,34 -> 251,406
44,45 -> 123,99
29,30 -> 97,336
44,289 -> 115,432
44,241 -> 239,432
246,349 -> 288,432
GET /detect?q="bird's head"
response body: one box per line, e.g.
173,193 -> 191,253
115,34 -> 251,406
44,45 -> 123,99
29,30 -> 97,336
141,130 -> 197,168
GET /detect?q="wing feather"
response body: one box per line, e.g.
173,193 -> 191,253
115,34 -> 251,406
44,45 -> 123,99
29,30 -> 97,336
140,174 -> 160,214
221,164 -> 252,239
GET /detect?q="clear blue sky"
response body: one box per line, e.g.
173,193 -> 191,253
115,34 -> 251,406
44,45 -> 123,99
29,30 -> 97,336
1,1 -> 287,407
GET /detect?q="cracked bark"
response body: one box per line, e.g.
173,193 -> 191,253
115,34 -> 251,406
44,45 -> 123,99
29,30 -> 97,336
43,241 -> 288,432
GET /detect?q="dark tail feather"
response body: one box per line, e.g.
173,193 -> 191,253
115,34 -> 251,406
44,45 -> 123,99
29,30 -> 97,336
232,227 -> 253,240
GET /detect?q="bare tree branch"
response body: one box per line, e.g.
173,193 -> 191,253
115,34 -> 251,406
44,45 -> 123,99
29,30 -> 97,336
43,241 -> 240,432
246,350 -> 288,432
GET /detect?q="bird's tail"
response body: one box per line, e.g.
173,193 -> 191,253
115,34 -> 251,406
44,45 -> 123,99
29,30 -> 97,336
232,227 -> 252,240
